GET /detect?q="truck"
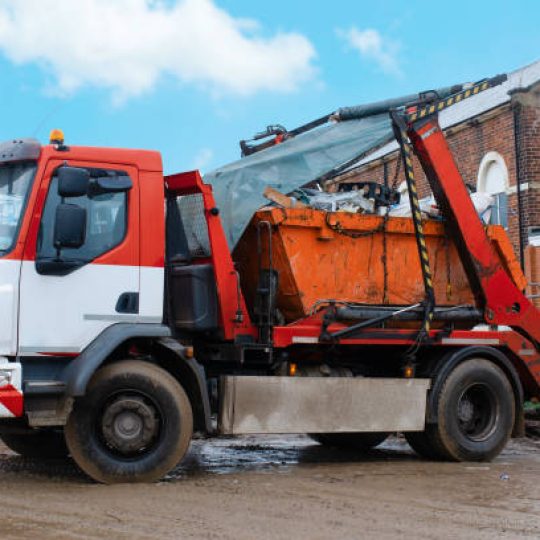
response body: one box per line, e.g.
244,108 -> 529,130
0,77 -> 538,483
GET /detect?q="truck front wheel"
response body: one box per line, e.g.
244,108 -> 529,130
409,358 -> 515,462
65,360 -> 193,483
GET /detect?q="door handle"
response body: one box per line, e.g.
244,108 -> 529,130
115,292 -> 139,314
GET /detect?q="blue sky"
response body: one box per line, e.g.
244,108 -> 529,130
0,0 -> 538,175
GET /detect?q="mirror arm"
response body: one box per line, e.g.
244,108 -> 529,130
54,195 -> 65,259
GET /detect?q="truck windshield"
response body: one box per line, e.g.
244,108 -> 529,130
0,162 -> 36,254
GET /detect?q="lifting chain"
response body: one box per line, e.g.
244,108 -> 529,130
391,114 -> 435,347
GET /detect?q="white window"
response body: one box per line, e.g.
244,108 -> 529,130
530,227 -> 540,247
477,151 -> 509,228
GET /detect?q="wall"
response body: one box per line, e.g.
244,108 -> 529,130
513,84 -> 540,252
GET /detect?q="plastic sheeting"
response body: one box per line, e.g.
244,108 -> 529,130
204,81 -> 473,248
205,113 -> 393,247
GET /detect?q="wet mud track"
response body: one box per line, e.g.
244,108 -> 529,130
0,434 -> 538,539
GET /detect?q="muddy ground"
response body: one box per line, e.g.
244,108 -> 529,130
0,432 -> 538,540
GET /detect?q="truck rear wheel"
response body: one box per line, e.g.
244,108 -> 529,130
404,431 -> 444,460
410,358 -> 515,462
65,360 -> 193,483
0,429 -> 68,459
310,432 -> 388,450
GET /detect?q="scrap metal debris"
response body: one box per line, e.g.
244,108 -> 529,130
263,184 -> 495,224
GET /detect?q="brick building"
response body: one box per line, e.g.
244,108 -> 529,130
333,61 -> 540,299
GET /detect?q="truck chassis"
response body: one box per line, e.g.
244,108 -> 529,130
0,76 -> 538,483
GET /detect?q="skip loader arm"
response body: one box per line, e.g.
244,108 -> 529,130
392,76 -> 540,351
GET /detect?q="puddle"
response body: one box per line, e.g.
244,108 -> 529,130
0,434 -> 538,483
164,434 -> 418,480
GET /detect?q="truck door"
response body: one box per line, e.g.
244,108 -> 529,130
18,161 -> 140,356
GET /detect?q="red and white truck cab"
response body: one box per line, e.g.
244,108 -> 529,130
0,136 -> 168,413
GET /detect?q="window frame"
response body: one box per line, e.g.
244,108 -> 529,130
0,161 -> 37,257
490,192 -> 508,229
36,167 -> 130,269
477,151 -> 510,229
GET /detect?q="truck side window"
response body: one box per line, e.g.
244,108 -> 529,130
176,194 -> 211,258
37,172 -> 128,263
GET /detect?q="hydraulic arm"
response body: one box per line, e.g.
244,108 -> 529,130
392,77 -> 540,350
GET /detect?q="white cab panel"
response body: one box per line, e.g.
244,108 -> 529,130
139,266 -> 164,319
0,260 -> 21,356
18,262 -> 141,355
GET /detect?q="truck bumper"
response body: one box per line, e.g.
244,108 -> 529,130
0,359 -> 23,418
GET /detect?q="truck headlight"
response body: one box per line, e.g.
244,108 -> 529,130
0,369 -> 13,387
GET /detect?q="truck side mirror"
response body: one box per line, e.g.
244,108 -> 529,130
54,203 -> 86,250
58,167 -> 90,198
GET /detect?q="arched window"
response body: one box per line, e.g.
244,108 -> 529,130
477,151 -> 509,228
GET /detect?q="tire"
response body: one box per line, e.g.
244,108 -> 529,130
65,360 -> 193,484
404,431 -> 444,460
310,432 -> 389,450
0,429 -> 68,459
416,359 -> 515,462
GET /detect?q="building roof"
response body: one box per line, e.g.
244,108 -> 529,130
350,59 -> 540,169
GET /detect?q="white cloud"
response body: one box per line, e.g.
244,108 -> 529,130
338,27 -> 401,76
192,147 -> 214,171
0,0 -> 316,101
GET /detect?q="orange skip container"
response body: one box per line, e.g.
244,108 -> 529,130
233,208 -> 526,323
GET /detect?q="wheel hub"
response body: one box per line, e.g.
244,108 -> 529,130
101,395 -> 159,454
457,383 -> 498,442
458,399 -> 474,423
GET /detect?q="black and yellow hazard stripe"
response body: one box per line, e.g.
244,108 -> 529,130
394,124 -> 435,334
386,74 -> 507,344
406,75 -> 506,123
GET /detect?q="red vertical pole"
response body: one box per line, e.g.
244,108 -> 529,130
408,117 -> 540,347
